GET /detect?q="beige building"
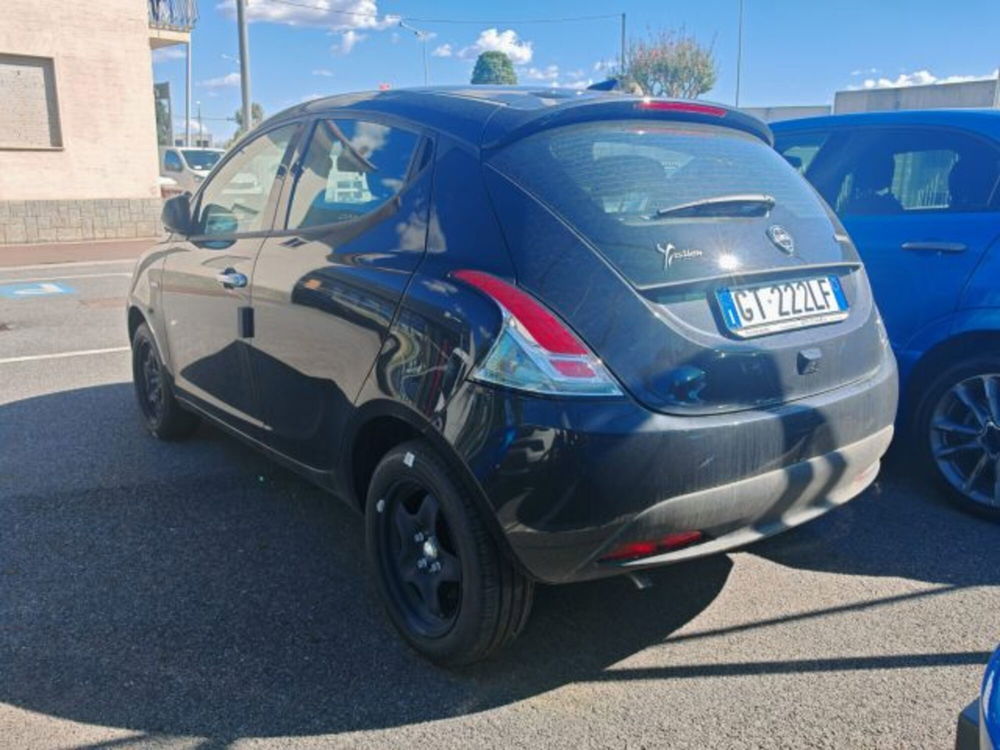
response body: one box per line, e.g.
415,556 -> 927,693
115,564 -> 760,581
0,0 -> 196,244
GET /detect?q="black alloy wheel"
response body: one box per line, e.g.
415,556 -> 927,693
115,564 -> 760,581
375,484 -> 463,638
365,439 -> 534,665
130,322 -> 200,440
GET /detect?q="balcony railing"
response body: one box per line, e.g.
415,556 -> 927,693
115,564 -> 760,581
149,0 -> 198,32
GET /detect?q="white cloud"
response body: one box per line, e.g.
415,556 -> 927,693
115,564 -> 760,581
521,64 -> 559,82
850,67 -> 878,77
198,72 -> 241,88
431,43 -> 453,58
312,68 -> 334,77
152,46 -> 186,63
174,118 -> 211,135
215,0 -> 399,31
858,68 -> 1000,90
559,79 -> 593,90
458,28 -> 533,65
593,58 -> 618,73
332,29 -> 367,54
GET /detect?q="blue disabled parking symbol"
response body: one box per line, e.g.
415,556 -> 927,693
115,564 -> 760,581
0,282 -> 76,299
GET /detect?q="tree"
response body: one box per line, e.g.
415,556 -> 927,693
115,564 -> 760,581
625,28 -> 717,99
155,97 -> 172,146
471,51 -> 517,85
228,102 -> 265,146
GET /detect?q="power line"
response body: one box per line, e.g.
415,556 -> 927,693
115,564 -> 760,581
256,0 -> 619,25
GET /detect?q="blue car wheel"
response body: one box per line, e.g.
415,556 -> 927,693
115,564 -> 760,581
916,355 -> 1000,521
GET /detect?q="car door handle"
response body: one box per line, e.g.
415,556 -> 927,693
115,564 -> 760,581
215,269 -> 248,288
901,241 -> 967,253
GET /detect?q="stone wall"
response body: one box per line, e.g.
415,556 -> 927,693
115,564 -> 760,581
0,198 -> 161,244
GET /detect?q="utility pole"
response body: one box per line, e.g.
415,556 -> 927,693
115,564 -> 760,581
197,101 -> 203,146
399,20 -> 429,85
185,41 -> 192,147
735,0 -> 744,107
236,0 -> 252,135
620,13 -> 626,75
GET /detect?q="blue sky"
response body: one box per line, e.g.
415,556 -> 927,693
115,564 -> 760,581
152,0 -> 1000,143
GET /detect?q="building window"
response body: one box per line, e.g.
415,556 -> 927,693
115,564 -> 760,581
0,53 -> 63,149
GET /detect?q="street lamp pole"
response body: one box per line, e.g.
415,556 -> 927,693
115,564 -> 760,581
735,0 -> 744,108
399,20 -> 429,86
236,0 -> 252,133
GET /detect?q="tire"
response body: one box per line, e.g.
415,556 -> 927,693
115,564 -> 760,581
365,439 -> 534,666
131,322 -> 199,440
913,355 -> 1000,521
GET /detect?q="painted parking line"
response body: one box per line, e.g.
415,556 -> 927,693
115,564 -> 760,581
0,258 -> 136,272
0,272 -> 131,285
0,346 -> 130,365
0,282 -> 76,299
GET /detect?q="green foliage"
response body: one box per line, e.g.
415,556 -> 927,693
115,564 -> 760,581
471,51 -> 518,85
155,97 -> 172,146
625,28 -> 717,99
229,102 -> 265,146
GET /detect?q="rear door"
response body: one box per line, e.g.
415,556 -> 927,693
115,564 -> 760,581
804,126 -> 1000,350
160,122 -> 300,432
249,115 -> 430,468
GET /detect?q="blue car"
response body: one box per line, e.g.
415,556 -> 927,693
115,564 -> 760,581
773,112 -> 1000,519
957,645 -> 1000,750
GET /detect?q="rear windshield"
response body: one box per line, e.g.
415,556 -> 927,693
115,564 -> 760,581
182,149 -> 222,171
489,120 -> 834,286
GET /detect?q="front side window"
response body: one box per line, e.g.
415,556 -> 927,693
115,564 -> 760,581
198,124 -> 298,235
163,150 -> 183,173
832,129 -> 1000,216
286,119 -> 419,229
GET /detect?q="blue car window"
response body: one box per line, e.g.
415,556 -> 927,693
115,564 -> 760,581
833,129 -> 1000,216
775,130 -> 829,174
286,119 -> 419,230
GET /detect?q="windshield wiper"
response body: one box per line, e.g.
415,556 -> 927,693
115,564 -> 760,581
652,193 -> 776,219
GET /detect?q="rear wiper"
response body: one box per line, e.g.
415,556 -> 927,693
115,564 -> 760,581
652,193 -> 776,219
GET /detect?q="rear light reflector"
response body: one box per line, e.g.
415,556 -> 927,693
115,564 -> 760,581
635,99 -> 727,117
600,531 -> 704,562
451,270 -> 622,397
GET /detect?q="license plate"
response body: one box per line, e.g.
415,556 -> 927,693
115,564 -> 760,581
716,276 -> 848,337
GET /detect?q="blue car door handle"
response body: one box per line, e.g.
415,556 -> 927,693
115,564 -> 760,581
901,241 -> 967,253
215,269 -> 248,288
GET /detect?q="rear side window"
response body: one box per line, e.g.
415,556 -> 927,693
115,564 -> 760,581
826,128 -> 1000,216
286,119 -> 419,229
489,120 -> 833,285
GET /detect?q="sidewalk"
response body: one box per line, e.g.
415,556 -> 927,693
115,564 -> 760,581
0,237 -> 156,268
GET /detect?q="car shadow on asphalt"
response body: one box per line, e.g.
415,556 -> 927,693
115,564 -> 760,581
0,383 -> 733,741
749,442 -> 1000,587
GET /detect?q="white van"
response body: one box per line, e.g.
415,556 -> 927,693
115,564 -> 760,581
159,147 -> 225,194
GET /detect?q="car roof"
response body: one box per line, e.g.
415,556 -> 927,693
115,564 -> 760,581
265,86 -> 772,149
770,109 -> 1000,138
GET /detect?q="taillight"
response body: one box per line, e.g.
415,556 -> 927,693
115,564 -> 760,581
452,270 -> 622,397
601,531 -> 704,562
635,99 -> 727,117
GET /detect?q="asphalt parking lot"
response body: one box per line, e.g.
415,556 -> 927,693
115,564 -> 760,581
1,248 -> 998,749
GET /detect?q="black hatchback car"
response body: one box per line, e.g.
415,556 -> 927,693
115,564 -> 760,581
128,87 -> 897,664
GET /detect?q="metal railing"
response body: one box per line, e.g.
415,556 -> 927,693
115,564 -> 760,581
148,0 -> 198,32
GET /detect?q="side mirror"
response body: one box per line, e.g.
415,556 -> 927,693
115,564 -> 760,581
162,193 -> 193,235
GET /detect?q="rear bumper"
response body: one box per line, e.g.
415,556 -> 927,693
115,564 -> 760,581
452,353 -> 897,583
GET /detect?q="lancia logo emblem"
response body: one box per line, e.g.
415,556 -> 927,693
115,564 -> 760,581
767,225 -> 795,254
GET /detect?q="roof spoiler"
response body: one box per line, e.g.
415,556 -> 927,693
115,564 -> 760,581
481,97 -> 772,150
